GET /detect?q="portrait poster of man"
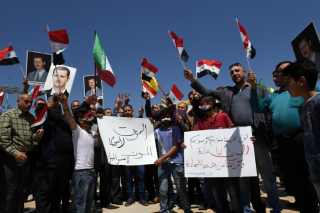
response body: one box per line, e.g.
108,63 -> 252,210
83,75 -> 103,99
26,51 -> 52,85
42,64 -> 77,101
291,21 -> 320,79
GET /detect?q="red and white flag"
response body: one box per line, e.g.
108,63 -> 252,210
28,85 -> 43,99
0,45 -> 20,66
141,81 -> 157,98
27,104 -> 48,132
169,31 -> 189,62
0,89 -> 5,105
196,60 -> 222,80
169,84 -> 184,104
236,19 -> 256,59
45,29 -> 69,54
141,58 -> 158,82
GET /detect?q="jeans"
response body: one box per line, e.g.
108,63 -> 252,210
277,133 -> 318,213
307,159 -> 320,200
125,165 -> 146,199
158,163 -> 192,213
199,178 -> 216,205
71,170 -> 95,213
210,177 -> 242,213
239,135 -> 282,213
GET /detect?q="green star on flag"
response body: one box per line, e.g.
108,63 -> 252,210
201,66 -> 204,69
212,68 -> 214,70
147,71 -> 149,75
7,53 -> 10,57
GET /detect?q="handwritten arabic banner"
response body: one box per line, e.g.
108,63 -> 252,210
97,117 -> 158,166
184,126 -> 257,177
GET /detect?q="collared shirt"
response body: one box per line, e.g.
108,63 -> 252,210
250,87 -> 320,134
0,107 -> 41,156
34,70 -> 45,81
51,88 -> 66,95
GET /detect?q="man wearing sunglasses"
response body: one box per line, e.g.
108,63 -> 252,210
184,64 -> 282,213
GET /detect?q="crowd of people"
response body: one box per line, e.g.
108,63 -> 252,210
0,59 -> 319,213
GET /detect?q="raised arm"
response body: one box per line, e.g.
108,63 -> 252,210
143,93 -> 152,118
184,68 -> 221,99
59,92 -> 77,130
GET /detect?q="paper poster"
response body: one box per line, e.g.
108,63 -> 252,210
26,51 -> 52,85
97,116 -> 158,166
184,126 -> 257,177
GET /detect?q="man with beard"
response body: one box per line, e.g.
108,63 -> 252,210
34,100 -> 74,212
184,64 -> 282,213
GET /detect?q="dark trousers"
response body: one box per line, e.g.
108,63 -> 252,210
0,150 -> 32,213
99,160 -> 121,206
277,133 -> 318,213
35,156 -> 74,213
120,165 -> 128,200
93,148 -> 101,202
145,164 -> 159,200
250,177 -> 266,212
187,178 -> 202,200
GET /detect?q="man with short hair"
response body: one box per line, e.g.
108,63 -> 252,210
298,36 -> 320,72
27,55 -> 48,83
43,66 -> 71,100
248,61 -> 320,213
0,94 -> 44,212
184,63 -> 282,213
33,98 -> 46,117
71,100 -> 80,114
104,108 -> 112,116
86,78 -> 102,97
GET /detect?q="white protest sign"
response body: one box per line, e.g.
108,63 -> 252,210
97,116 -> 158,166
184,126 -> 257,177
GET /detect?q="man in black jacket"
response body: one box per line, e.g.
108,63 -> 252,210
34,100 -> 74,213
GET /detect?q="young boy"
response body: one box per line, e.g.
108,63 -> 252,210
196,95 -> 243,213
58,92 -> 100,213
283,60 -> 320,199
154,108 -> 193,213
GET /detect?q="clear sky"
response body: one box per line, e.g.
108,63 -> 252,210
1,1 -> 320,114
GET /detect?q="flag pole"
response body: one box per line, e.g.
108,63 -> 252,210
168,31 -> 186,70
236,18 -> 252,71
157,81 -> 166,96
94,30 -> 97,95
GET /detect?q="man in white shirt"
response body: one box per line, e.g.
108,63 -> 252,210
27,56 -> 48,83
59,92 -> 100,213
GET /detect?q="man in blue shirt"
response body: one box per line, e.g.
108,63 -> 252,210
248,61 -> 319,213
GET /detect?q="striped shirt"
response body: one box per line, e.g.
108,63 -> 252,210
0,107 -> 41,156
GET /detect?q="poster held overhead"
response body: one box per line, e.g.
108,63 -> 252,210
291,21 -> 320,80
42,64 -> 77,100
26,51 -> 52,85
83,75 -> 103,99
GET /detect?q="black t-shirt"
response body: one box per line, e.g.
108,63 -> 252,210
53,120 -> 73,157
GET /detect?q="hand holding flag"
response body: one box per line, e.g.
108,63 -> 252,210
247,71 -> 257,91
169,84 -> 184,104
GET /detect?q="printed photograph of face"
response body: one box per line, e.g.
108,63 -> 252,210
83,75 -> 103,99
291,21 -> 320,77
26,51 -> 52,85
43,64 -> 77,101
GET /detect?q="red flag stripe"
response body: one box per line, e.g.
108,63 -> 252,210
197,60 -> 222,69
141,58 -> 158,74
45,30 -> 69,44
143,81 -> 157,97
169,31 -> 184,48
32,85 -> 41,99
0,45 -> 14,62
237,21 -> 249,49
171,84 -> 184,100
0,89 -> 5,105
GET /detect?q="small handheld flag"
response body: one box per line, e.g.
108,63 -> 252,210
0,90 -> 5,105
27,104 -> 48,132
141,58 -> 158,82
142,81 -> 158,98
236,19 -> 256,59
0,45 -> 20,66
169,31 -> 189,63
28,85 -> 43,99
169,84 -> 184,104
196,60 -> 222,79
45,29 -> 69,54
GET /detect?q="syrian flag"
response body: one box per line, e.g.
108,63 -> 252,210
236,19 -> 256,59
0,90 -> 5,105
45,29 -> 69,54
93,32 -> 115,87
141,81 -> 157,98
28,85 -> 43,99
0,45 -> 20,66
115,100 -> 124,110
27,104 -> 48,132
169,31 -> 189,62
196,60 -> 222,79
141,58 -> 158,82
169,84 -> 184,104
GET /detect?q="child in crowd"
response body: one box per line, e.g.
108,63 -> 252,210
196,95 -> 243,213
283,59 -> 320,199
154,108 -> 193,213
59,92 -> 100,213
